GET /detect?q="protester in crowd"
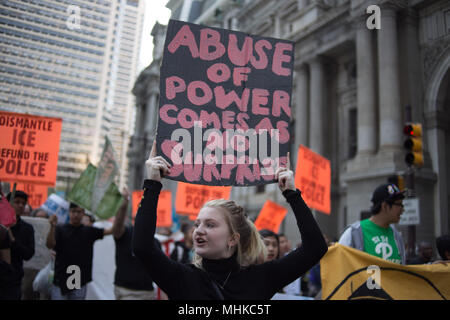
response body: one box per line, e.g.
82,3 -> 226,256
278,233 -> 292,257
132,142 -> 328,300
0,224 -> 15,299
155,226 -> 178,258
153,226 -> 179,300
46,202 -> 114,300
111,188 -> 156,300
435,235 -> 450,263
339,183 -> 406,264
31,208 -> 49,219
170,221 -> 195,264
259,229 -> 280,261
259,229 -> 304,297
6,191 -> 35,299
408,241 -> 434,265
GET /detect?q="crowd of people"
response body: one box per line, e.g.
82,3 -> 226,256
1,146 -> 450,300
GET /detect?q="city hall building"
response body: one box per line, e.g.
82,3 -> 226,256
130,0 -> 450,254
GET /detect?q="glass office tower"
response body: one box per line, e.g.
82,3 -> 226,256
0,0 -> 144,191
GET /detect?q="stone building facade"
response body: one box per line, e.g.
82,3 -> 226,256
130,0 -> 450,255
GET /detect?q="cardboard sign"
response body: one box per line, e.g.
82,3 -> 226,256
254,200 -> 287,233
0,111 -> 62,185
294,145 -> 331,215
175,181 -> 231,217
156,20 -> 294,186
132,190 -> 173,228
156,190 -> 172,228
41,193 -> 69,224
131,190 -> 143,220
15,182 -> 48,208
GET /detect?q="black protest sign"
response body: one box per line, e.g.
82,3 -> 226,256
157,20 -> 294,186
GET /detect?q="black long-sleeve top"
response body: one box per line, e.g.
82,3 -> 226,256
132,180 -> 328,300
10,216 -> 35,285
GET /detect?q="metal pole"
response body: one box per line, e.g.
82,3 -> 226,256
404,105 -> 416,261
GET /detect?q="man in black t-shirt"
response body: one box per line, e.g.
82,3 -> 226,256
46,202 -> 113,300
112,188 -> 156,300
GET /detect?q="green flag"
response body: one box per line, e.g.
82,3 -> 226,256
92,136 -> 119,212
67,163 -> 123,220
95,181 -> 123,220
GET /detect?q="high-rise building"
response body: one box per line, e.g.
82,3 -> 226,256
0,0 -> 145,192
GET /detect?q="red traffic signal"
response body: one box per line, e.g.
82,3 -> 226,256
403,123 -> 423,167
403,123 -> 422,137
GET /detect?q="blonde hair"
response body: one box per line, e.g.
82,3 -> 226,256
192,199 -> 267,268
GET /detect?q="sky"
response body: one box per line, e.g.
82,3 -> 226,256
137,0 -> 172,73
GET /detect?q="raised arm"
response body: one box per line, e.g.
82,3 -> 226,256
46,215 -> 57,250
110,188 -> 130,239
261,155 -> 328,290
132,140 -> 191,296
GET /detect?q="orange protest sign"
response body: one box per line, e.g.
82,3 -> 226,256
131,190 -> 172,228
175,182 -> 231,218
156,190 -> 172,228
254,200 -> 288,233
131,190 -> 144,220
15,182 -> 48,208
0,111 -> 62,186
294,145 -> 331,214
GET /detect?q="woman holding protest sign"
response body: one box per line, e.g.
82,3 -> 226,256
132,141 -> 328,300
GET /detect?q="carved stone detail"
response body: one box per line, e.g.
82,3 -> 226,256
422,39 -> 450,83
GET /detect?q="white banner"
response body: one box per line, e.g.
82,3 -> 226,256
22,216 -> 52,270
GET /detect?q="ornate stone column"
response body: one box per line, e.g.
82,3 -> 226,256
298,0 -> 308,9
356,16 -> 377,154
377,6 -> 402,150
134,103 -> 144,137
145,93 -> 157,136
309,57 -> 326,155
294,65 -> 309,157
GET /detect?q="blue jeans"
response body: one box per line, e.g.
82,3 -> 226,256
50,284 -> 87,300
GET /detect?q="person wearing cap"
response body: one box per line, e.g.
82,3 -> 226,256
6,190 -> 35,299
338,183 -> 406,264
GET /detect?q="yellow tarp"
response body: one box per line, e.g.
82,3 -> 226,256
320,244 -> 450,300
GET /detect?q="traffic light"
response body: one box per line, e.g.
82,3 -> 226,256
403,123 -> 423,167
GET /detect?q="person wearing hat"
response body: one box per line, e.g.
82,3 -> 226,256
6,190 -> 35,299
338,183 -> 406,264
